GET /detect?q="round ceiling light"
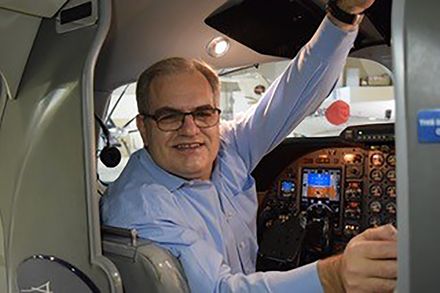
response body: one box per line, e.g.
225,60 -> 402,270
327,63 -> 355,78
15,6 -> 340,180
207,36 -> 230,58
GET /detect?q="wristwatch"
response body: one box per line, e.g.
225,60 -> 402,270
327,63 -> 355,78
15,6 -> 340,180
326,0 -> 363,25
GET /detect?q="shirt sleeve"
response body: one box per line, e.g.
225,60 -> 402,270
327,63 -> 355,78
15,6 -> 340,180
131,186 -> 323,293
225,16 -> 358,171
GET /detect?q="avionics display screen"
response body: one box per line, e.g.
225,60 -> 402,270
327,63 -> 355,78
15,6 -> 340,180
301,168 -> 341,201
279,180 -> 295,197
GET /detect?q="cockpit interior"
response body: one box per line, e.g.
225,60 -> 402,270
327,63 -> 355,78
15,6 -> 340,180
254,123 -> 396,270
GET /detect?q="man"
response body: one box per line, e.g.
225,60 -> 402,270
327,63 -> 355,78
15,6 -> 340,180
101,0 -> 397,292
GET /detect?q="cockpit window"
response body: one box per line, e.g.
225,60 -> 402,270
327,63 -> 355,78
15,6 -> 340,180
97,84 -> 141,182
97,57 -> 394,182
219,57 -> 394,137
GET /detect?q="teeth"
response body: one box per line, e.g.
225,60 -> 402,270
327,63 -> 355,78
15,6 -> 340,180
176,143 -> 201,149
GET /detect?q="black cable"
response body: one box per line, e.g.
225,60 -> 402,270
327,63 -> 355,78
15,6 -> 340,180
105,84 -> 130,123
122,115 -> 137,128
219,63 -> 259,77
94,113 -> 110,142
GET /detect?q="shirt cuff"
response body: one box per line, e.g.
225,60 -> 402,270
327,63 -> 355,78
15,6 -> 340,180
266,261 -> 324,293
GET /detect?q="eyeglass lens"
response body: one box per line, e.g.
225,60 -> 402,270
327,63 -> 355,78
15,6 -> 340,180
155,108 -> 220,131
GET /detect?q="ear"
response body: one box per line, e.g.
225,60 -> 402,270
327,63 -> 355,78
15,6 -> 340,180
136,115 -> 149,146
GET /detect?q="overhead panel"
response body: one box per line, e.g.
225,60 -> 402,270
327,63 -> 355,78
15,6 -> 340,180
0,0 -> 68,18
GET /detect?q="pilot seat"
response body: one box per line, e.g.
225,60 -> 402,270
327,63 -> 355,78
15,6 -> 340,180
102,225 -> 190,292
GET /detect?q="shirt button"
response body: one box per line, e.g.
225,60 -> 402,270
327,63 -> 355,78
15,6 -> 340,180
239,241 -> 245,249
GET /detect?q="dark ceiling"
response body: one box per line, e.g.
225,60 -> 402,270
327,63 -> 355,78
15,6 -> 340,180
206,0 -> 392,59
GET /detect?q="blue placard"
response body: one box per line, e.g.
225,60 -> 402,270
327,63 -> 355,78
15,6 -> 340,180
417,109 -> 440,143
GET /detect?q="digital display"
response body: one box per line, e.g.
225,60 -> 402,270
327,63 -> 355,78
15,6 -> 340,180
280,180 -> 295,197
301,168 -> 341,201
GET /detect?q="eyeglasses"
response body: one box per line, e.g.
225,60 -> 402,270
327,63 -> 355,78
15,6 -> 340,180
142,107 -> 222,132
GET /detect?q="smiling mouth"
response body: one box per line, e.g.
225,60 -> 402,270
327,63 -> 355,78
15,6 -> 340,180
174,143 -> 204,150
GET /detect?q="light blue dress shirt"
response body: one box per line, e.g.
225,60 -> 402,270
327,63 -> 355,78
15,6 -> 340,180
101,17 -> 357,293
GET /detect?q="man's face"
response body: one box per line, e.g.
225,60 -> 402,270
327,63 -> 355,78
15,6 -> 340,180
137,70 -> 220,180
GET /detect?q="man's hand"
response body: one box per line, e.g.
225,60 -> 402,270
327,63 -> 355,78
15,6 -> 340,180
340,224 -> 397,292
327,0 -> 376,31
318,224 -> 397,293
337,0 -> 376,14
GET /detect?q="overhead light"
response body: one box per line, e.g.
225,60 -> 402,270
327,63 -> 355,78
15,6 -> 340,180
207,36 -> 230,58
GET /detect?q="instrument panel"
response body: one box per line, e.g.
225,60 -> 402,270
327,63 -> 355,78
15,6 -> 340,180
256,124 -> 396,270
272,146 -> 396,234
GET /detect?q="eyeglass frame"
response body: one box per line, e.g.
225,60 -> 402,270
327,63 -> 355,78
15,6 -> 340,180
140,106 -> 222,132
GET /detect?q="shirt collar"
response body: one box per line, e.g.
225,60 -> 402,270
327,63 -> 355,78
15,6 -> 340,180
138,148 -> 187,192
137,144 -> 225,192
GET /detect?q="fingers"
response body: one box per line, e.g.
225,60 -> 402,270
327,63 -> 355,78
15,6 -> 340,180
368,260 -> 397,279
364,277 -> 396,293
346,277 -> 396,293
359,224 -> 397,241
347,258 -> 397,279
341,257 -> 397,292
347,240 -> 397,260
340,225 -> 398,293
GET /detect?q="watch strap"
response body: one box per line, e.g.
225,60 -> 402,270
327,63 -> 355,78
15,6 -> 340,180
326,0 -> 362,25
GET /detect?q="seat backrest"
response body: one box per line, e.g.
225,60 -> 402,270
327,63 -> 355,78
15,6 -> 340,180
102,226 -> 190,293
